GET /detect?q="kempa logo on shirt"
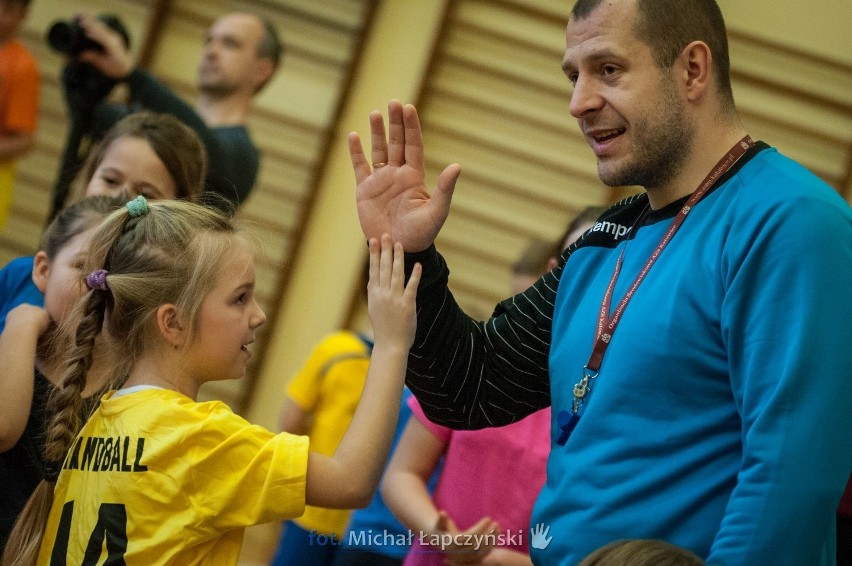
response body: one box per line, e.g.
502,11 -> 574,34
62,435 -> 148,473
590,220 -> 633,240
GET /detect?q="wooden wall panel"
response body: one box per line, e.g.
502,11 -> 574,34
4,0 -> 850,424
410,0 -> 852,322
417,0 -> 599,312
729,32 -> 852,195
2,0 -> 375,415
143,0 -> 375,409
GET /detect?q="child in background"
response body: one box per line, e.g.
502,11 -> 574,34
0,196 -> 124,554
2,198 -> 420,566
578,539 -> 705,566
381,239 -> 557,566
271,326 -> 373,566
0,111 -> 206,333
0,0 -> 40,230
332,386 -> 441,566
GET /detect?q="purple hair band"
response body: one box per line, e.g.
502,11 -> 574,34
85,269 -> 109,291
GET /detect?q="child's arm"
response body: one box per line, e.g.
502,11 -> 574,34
278,397 -> 312,436
303,234 -> 420,508
383,417 -> 500,562
0,304 -> 50,451
380,415 -> 447,535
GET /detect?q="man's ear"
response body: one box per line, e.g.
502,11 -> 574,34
253,58 -> 275,91
156,304 -> 185,348
679,40 -> 712,103
32,251 -> 50,293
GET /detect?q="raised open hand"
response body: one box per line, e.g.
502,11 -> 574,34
349,100 -> 461,252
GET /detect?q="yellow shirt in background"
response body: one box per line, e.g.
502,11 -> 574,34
286,330 -> 371,536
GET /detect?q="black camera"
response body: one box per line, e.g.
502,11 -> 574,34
46,14 -> 130,56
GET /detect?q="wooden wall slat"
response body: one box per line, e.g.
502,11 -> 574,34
4,0 -> 851,421
3,0 -> 374,418
413,0 -> 852,321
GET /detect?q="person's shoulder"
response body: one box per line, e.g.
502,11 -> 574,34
736,146 -> 840,204
1,254 -> 35,271
724,146 -> 851,238
210,125 -> 258,152
0,255 -> 35,286
321,330 -> 369,351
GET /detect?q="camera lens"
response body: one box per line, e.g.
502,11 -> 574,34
47,21 -> 80,55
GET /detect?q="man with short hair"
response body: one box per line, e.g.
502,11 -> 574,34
0,0 -> 39,229
348,0 -> 852,564
192,12 -> 281,204
50,11 -> 282,216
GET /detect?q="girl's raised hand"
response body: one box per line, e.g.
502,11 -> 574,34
367,233 -> 421,352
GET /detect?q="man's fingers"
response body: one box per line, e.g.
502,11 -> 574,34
436,163 -> 461,197
349,132 -> 371,184
387,100 -> 405,166
402,103 -> 425,170
426,163 -> 460,229
370,110 -> 389,168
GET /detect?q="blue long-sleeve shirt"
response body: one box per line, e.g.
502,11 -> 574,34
404,143 -> 852,565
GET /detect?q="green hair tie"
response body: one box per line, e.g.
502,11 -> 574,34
126,195 -> 149,217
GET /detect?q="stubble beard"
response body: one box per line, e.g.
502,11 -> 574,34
597,78 -> 693,191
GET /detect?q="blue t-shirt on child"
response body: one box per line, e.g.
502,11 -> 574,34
0,256 -> 43,333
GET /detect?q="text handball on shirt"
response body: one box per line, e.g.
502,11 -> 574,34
46,14 -> 130,57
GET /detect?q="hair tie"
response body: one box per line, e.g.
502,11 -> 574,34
126,195 -> 149,217
86,269 -> 109,291
44,460 -> 62,483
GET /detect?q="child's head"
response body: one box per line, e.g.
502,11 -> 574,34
32,196 -> 125,323
0,0 -> 30,44
71,198 -> 264,385
511,238 -> 561,294
579,539 -> 704,566
559,205 -> 608,252
71,112 -> 207,203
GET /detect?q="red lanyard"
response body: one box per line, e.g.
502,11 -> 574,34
570,135 -> 755,415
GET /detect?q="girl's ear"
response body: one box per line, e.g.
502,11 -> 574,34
32,251 -> 50,293
156,304 -> 185,348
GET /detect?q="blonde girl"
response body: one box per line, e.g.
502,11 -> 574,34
3,198 -> 419,565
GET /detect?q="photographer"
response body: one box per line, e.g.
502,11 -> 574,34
48,12 -> 282,217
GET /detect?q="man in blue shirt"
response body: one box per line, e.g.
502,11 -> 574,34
347,0 -> 852,564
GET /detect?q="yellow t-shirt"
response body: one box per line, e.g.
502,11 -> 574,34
286,331 -> 370,536
38,388 -> 309,566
